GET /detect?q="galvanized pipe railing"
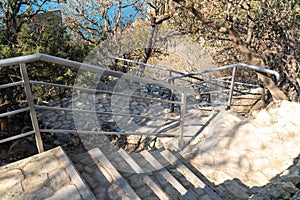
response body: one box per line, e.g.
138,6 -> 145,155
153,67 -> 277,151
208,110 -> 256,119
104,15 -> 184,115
169,62 -> 280,109
98,56 -> 204,84
0,54 -> 193,153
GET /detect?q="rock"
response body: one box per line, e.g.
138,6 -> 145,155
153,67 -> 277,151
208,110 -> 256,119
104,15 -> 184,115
5,183 -> 24,200
135,185 -> 153,198
48,168 -> 70,191
94,186 -> 108,199
84,166 -> 93,174
278,181 -> 298,194
108,185 -> 124,199
291,190 -> 300,200
45,184 -> 81,200
223,179 -> 250,199
81,172 -> 96,189
23,156 -> 60,175
283,174 -> 300,185
128,175 -> 144,188
22,173 -> 48,192
131,101 -> 139,106
0,169 -> 24,193
127,135 -> 140,144
22,186 -> 53,200
71,137 -> 80,145
56,133 -> 72,144
250,186 -> 281,200
52,121 -> 62,128
251,180 -> 299,200
143,196 -> 160,200
53,140 -> 60,145
97,108 -> 106,112
132,109 -> 140,115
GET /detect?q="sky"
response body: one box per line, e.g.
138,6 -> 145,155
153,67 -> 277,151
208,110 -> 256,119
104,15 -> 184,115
28,0 -> 146,24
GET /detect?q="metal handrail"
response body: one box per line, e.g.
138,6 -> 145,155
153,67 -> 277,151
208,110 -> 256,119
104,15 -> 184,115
0,53 -> 190,153
98,56 -> 184,75
35,105 -> 180,121
0,54 -> 193,93
169,62 -> 280,109
169,62 -> 280,81
98,56 -> 205,83
30,80 -> 183,105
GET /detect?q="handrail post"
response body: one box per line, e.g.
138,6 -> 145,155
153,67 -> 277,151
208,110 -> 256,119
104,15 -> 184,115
179,91 -> 186,151
168,71 -> 175,112
20,63 -> 44,153
227,66 -> 237,110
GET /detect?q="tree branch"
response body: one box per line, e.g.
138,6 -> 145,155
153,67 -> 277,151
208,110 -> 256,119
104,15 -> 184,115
173,0 -> 288,100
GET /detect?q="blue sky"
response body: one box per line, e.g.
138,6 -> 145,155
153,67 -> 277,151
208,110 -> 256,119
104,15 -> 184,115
26,1 -> 146,23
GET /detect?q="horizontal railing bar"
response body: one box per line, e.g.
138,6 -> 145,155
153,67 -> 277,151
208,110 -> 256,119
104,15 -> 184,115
0,54 -> 42,67
214,76 -> 232,80
0,54 -> 193,93
99,56 -> 183,75
171,62 -> 280,81
192,79 -> 259,88
30,80 -> 183,105
35,105 -> 180,121
191,77 -> 232,86
210,80 -> 260,88
0,81 -> 24,90
191,80 -> 253,95
99,63 -> 168,80
193,81 -> 231,90
194,81 -> 249,95
0,130 -> 35,144
40,129 -> 178,137
119,64 -> 143,71
170,76 -> 205,85
39,54 -> 194,93
0,107 -> 30,118
100,56 -> 204,83
199,90 -> 230,95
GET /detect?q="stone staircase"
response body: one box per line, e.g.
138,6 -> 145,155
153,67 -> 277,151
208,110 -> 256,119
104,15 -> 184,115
72,146 -> 222,200
0,144 -> 223,199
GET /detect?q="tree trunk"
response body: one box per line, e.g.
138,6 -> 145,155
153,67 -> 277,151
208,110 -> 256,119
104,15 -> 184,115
173,0 -> 288,100
257,73 -> 288,100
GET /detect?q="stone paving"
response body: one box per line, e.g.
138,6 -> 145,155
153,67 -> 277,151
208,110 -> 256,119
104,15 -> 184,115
2,71 -> 300,200
182,100 -> 300,199
0,146 -> 95,200
1,100 -> 299,199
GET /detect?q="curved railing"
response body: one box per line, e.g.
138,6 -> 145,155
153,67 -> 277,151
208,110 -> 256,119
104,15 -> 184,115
168,62 -> 280,109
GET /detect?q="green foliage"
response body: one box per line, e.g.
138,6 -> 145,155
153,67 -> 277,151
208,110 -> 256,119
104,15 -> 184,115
0,1 -> 91,112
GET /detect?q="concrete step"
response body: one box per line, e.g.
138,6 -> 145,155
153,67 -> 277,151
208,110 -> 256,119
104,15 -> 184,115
88,148 -> 140,200
140,150 -> 196,200
160,149 -> 221,200
118,148 -> 170,200
73,147 -> 222,200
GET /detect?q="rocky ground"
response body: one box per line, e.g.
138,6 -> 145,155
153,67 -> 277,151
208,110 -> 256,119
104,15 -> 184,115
1,100 -> 300,200
183,100 -> 300,199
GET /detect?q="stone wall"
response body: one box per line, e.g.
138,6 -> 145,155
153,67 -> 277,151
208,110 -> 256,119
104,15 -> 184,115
250,156 -> 300,199
37,82 -> 185,150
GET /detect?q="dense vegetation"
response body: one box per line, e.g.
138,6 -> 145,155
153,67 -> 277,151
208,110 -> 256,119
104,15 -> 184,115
0,1 -> 89,134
